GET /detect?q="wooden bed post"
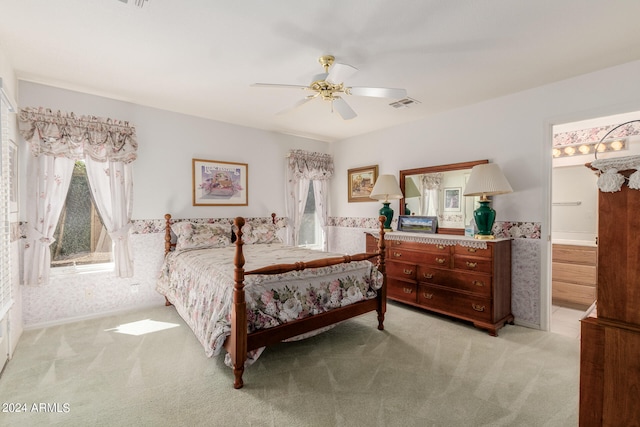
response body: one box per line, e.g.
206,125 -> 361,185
231,217 -> 248,389
164,214 -> 172,255
376,215 -> 387,331
163,214 -> 173,307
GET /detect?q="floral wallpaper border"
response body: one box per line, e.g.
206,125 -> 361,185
16,216 -> 540,240
553,121 -> 640,146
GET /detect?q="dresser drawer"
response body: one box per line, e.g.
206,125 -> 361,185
417,284 -> 492,323
417,266 -> 492,296
388,240 -> 450,254
388,247 -> 451,267
387,278 -> 417,303
387,261 -> 417,281
453,255 -> 493,274
454,245 -> 492,258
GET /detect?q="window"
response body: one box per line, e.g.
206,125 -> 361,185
50,161 -> 112,268
298,182 -> 321,248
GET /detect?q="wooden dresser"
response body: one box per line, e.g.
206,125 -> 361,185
579,163 -> 640,425
367,232 -> 513,336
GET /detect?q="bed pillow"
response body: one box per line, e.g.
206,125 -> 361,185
172,222 -> 231,250
241,223 -> 281,245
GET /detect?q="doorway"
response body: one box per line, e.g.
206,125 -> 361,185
550,112 -> 640,337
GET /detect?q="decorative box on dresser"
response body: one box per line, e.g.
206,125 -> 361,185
579,158 -> 640,426
366,231 -> 513,336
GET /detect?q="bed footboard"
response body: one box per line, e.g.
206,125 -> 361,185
227,215 -> 387,389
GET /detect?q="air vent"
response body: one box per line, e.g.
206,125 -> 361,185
389,97 -> 421,109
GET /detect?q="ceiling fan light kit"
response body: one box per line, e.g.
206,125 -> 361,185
253,55 -> 407,120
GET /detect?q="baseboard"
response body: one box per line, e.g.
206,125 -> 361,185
513,318 -> 541,330
23,302 -> 165,331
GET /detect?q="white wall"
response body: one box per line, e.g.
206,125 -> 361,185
18,82 -> 330,220
551,165 -> 598,244
331,60 -> 640,329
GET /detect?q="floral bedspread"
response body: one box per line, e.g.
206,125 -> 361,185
156,243 -> 383,360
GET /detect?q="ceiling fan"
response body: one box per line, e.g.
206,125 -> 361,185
252,55 -> 407,120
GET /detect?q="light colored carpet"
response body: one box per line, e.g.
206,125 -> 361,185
0,302 -> 579,426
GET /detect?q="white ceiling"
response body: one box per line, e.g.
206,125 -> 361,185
2,0 -> 640,142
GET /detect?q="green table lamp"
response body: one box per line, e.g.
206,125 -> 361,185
463,163 -> 513,240
370,174 -> 404,231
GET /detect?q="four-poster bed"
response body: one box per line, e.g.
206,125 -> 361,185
157,214 -> 387,388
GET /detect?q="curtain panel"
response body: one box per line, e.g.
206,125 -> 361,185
19,107 -> 137,284
421,172 -> 443,217
285,150 -> 334,248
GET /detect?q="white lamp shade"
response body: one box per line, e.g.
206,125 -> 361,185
370,174 -> 403,201
463,163 -> 513,197
404,176 -> 421,198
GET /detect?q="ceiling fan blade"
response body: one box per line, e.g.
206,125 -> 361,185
326,63 -> 358,84
276,95 -> 317,115
332,97 -> 357,120
251,83 -> 309,90
347,86 -> 407,99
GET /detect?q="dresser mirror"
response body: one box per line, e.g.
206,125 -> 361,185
399,159 -> 489,235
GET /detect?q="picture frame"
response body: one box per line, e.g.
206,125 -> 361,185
397,215 -> 438,233
9,140 -> 18,213
348,165 -> 378,202
192,158 -> 248,206
443,187 -> 461,212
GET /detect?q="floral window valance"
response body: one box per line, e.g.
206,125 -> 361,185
18,107 -> 137,163
287,149 -> 334,180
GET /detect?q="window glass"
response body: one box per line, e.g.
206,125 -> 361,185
50,161 -> 112,267
298,182 -> 319,247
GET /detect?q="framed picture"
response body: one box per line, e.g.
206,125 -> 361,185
9,140 -> 18,213
397,215 -> 438,233
192,158 -> 248,206
348,165 -> 378,202
444,187 -> 461,212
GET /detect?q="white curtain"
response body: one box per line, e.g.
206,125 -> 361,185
421,173 -> 443,217
85,157 -> 134,277
284,150 -> 333,248
312,179 -> 329,251
23,154 -> 75,285
19,107 -> 138,284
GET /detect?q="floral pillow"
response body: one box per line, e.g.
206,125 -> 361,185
172,222 -> 231,250
239,223 -> 281,245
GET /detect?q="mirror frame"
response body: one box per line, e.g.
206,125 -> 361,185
399,159 -> 489,235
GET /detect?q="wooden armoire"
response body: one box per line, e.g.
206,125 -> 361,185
579,159 -> 640,426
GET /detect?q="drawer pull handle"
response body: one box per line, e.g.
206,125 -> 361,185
403,269 -> 413,275
403,288 -> 413,294
472,304 -> 485,312
466,261 -> 477,268
393,241 -> 402,246
436,244 -> 445,250
467,248 -> 477,253
393,252 -> 402,258
435,258 -> 446,264
423,292 -> 433,299
423,273 -> 434,279
472,280 -> 485,287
